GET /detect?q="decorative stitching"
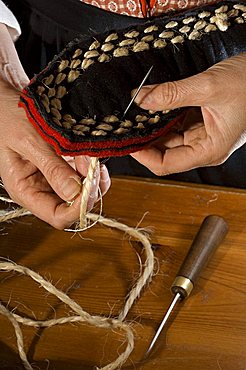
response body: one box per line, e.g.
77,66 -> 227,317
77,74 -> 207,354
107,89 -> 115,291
105,33 -> 118,42
89,40 -> 101,50
33,2 -> 245,138
159,30 -> 175,38
101,42 -> 115,52
70,59 -> 81,69
113,47 -> 129,57
55,73 -> 66,84
198,11 -> 211,18
81,59 -> 94,70
153,39 -> 167,48
56,86 -> 67,98
124,30 -> 140,38
144,25 -> 159,33
72,49 -> 83,58
194,20 -> 207,30
179,26 -> 191,33
67,70 -> 80,83
132,41 -> 150,52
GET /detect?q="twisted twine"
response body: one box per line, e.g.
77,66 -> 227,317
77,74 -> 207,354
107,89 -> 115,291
0,158 -> 155,369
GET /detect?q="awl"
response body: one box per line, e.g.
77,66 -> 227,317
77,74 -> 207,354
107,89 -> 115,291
145,215 -> 228,357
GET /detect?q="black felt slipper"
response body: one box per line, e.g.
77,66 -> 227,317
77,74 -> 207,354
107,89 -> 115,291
20,1 -> 246,157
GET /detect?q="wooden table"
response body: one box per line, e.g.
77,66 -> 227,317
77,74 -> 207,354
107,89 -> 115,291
0,177 -> 246,370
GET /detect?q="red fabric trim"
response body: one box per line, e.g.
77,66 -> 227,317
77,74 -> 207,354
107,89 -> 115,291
19,93 -> 184,157
150,0 -> 156,10
139,0 -> 147,17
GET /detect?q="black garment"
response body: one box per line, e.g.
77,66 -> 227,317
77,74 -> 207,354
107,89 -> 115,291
3,0 -> 246,188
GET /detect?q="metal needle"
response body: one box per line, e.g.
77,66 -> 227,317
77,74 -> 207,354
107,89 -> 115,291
145,292 -> 181,358
122,65 -> 153,119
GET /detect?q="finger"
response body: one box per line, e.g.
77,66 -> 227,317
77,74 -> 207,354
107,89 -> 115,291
63,155 -> 76,170
74,156 -> 93,177
99,164 -> 111,196
133,70 -> 216,111
30,190 -> 84,230
86,163 -> 100,211
131,142 -> 211,176
26,188 -> 83,230
16,136 -> 82,203
0,153 -> 82,229
75,156 -> 110,211
150,131 -> 185,150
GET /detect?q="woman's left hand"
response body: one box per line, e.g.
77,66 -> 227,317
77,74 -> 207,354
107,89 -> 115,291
131,54 -> 246,176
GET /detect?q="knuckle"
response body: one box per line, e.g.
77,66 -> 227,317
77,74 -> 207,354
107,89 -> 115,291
4,178 -> 25,205
21,134 -> 42,156
163,82 -> 180,106
43,161 -> 64,183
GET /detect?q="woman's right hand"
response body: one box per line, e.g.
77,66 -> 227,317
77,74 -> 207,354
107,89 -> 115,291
0,77 -> 111,229
0,23 -> 110,229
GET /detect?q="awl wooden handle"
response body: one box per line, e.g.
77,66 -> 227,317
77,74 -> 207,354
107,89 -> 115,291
171,215 -> 228,299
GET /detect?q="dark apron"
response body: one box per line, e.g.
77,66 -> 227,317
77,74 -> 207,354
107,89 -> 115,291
3,0 -> 246,188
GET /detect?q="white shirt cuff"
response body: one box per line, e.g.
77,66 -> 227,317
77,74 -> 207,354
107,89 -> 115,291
0,1 -> 21,41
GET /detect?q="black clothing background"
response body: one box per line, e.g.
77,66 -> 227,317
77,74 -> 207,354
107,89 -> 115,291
3,0 -> 246,188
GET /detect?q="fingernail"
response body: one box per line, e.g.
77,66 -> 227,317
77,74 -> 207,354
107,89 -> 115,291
89,191 -> 98,199
61,177 -> 81,200
133,87 -> 152,106
92,165 -> 100,184
100,164 -> 110,184
87,191 -> 98,211
100,164 -> 107,174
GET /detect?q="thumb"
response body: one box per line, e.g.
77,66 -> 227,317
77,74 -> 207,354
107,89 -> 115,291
133,70 -> 214,111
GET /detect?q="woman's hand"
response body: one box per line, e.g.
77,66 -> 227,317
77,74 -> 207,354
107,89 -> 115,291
0,79 -> 110,229
131,54 -> 246,176
0,22 -> 110,229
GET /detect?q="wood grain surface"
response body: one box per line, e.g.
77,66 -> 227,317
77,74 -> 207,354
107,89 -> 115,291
0,177 -> 246,370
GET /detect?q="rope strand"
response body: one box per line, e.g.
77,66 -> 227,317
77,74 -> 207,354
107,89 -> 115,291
0,159 -> 155,369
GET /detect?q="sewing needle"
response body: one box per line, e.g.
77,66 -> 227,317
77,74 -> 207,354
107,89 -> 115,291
122,65 -> 153,119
